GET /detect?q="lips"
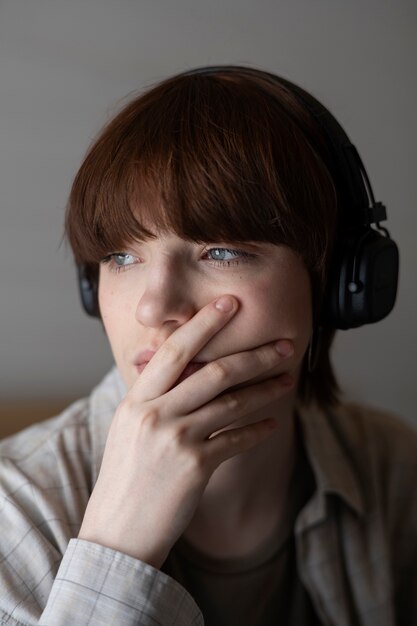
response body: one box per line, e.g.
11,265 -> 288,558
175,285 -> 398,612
134,349 -> 159,365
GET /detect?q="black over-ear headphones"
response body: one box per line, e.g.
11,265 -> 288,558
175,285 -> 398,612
77,65 -> 399,330
77,263 -> 99,319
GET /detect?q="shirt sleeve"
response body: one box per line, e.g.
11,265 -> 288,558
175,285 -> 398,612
38,539 -> 203,626
0,447 -> 203,626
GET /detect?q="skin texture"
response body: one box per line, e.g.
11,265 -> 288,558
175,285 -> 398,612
78,232 -> 313,565
99,233 -> 311,389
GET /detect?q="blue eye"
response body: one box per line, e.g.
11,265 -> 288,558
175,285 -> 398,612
100,252 -> 137,273
112,253 -> 136,266
205,247 -> 253,267
207,248 -> 240,261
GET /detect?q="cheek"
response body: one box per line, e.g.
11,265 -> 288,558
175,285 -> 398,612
260,271 -> 312,335
213,270 -> 312,361
98,279 -> 133,348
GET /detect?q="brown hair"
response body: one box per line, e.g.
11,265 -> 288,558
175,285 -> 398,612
65,66 -> 340,407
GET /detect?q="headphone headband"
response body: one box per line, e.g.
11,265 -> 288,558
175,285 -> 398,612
179,65 -> 385,232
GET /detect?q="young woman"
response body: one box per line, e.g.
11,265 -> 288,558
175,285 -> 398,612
0,65 -> 415,626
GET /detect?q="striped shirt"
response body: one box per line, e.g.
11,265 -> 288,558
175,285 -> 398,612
0,366 -> 416,625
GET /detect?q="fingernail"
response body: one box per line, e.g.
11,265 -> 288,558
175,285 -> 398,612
275,340 -> 294,357
215,296 -> 236,312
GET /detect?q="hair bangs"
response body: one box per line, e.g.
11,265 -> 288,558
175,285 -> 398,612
66,74 -> 334,283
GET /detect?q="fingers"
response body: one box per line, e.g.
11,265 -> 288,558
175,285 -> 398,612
166,340 -> 293,416
131,296 -> 239,401
183,373 -> 294,440
205,417 -> 281,467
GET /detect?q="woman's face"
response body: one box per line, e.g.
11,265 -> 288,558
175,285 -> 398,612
98,232 -> 313,393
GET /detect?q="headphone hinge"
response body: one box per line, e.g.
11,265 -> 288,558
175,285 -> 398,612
367,202 -> 387,225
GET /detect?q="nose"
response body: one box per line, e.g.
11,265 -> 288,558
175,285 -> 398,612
135,263 -> 197,329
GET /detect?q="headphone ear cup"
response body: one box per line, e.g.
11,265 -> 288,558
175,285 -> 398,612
324,229 -> 399,330
77,264 -> 100,318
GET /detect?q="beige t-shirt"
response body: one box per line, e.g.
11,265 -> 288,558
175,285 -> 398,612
162,414 -> 322,625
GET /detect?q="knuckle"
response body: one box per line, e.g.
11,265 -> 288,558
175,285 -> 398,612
198,313 -> 217,333
206,360 -> 230,383
223,391 -> 240,412
173,422 -> 191,443
116,396 -> 137,421
139,407 -> 161,429
228,428 -> 243,446
160,340 -> 182,365
258,345 -> 279,368
187,447 -> 208,476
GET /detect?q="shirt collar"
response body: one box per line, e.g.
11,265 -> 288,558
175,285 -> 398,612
295,402 -> 366,529
89,365 -> 127,485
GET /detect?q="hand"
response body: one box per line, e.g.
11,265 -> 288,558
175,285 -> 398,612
78,296 -> 294,568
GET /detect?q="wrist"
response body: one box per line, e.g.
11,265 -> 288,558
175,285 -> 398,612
77,526 -> 168,569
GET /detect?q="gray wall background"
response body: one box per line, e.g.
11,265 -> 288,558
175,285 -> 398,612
1,0 -> 416,423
